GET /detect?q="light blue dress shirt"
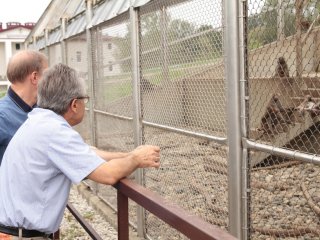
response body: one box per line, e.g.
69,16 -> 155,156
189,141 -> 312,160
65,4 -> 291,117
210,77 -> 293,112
0,108 -> 105,233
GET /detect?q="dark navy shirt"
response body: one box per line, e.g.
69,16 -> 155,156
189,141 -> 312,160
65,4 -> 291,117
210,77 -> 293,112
0,87 -> 33,164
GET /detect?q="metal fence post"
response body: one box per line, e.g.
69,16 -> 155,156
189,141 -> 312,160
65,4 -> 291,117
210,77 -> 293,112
239,0 -> 250,239
224,0 -> 242,238
85,0 -> 96,147
85,0 -> 99,195
130,6 -> 146,238
60,18 -> 67,65
33,36 -> 37,50
44,28 -> 49,62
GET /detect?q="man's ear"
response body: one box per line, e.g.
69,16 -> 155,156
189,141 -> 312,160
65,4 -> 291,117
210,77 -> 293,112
30,71 -> 38,85
70,99 -> 78,113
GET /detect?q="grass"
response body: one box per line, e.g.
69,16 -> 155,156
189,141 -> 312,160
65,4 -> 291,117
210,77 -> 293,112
0,91 -> 6,98
101,58 -> 220,102
103,81 -> 132,102
83,211 -> 95,221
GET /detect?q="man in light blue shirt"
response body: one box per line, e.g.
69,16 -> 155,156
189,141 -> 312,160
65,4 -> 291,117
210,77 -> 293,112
0,63 -> 160,239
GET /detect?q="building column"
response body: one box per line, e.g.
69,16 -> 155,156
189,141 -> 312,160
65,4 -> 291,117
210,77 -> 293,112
4,40 -> 12,68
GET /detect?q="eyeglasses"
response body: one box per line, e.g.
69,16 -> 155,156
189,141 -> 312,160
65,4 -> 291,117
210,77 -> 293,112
76,95 -> 90,104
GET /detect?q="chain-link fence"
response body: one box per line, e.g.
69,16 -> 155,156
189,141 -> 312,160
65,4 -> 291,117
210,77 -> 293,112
247,0 -> 320,239
25,0 -> 320,239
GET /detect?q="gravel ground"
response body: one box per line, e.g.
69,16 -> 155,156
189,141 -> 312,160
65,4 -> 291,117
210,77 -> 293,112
63,127 -> 320,240
60,187 -> 118,240
58,162 -> 320,240
251,162 -> 320,240
89,128 -> 320,239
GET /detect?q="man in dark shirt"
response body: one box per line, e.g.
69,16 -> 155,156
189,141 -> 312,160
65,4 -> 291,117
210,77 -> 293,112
0,50 -> 48,164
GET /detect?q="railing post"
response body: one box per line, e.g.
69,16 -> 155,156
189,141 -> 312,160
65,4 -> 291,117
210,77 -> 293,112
117,190 -> 129,240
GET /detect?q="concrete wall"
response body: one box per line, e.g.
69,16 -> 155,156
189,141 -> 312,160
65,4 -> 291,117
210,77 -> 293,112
248,77 -> 297,128
101,78 -> 227,135
66,38 -> 88,74
248,27 -> 320,77
65,37 -> 122,77
48,44 -> 62,66
142,82 -> 185,127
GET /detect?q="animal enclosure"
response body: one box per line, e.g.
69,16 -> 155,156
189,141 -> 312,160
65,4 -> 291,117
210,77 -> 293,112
25,0 -> 320,239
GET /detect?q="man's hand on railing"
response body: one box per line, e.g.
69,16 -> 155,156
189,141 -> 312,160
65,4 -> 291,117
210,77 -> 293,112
88,145 -> 161,185
130,145 -> 160,168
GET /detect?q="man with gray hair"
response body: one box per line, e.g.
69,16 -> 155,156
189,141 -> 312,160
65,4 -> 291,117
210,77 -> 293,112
0,50 -> 48,164
0,63 -> 160,239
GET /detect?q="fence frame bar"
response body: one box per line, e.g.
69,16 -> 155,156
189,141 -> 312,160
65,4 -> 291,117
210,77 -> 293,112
244,139 -> 320,165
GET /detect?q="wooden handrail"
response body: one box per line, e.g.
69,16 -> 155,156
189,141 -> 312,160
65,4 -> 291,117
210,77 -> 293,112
114,178 -> 237,240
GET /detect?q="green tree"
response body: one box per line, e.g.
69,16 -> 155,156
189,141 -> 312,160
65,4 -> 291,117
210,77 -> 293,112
247,0 -> 296,47
167,19 -> 196,65
196,25 -> 223,60
247,0 -> 320,49
114,10 -> 224,70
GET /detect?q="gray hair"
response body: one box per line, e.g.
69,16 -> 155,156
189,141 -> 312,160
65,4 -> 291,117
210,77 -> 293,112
7,50 -> 48,83
37,64 -> 86,115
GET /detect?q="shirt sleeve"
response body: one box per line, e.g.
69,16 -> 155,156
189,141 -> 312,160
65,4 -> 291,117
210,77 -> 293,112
48,123 -> 105,184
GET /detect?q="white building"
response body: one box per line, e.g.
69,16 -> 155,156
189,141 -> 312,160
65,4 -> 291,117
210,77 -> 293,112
0,22 -> 34,81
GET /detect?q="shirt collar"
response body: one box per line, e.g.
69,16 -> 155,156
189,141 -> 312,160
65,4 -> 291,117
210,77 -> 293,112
7,87 -> 34,113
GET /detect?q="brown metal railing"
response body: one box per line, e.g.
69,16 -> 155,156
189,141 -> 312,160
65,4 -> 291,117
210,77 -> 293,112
115,178 -> 238,240
65,179 -> 237,240
66,203 -> 104,240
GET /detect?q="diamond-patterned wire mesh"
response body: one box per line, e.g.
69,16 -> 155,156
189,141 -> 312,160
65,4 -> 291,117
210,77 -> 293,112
248,0 -> 320,239
94,17 -> 133,117
144,127 -> 228,239
89,15 -> 139,227
64,33 -> 92,143
139,0 -> 228,238
140,0 -> 225,136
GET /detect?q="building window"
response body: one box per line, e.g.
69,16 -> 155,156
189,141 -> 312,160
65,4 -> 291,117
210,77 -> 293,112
109,61 -> 113,71
15,43 -> 20,50
76,51 -> 81,62
108,43 -> 112,50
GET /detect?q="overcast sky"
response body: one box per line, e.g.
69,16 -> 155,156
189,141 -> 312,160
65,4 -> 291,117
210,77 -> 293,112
0,0 -> 52,25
